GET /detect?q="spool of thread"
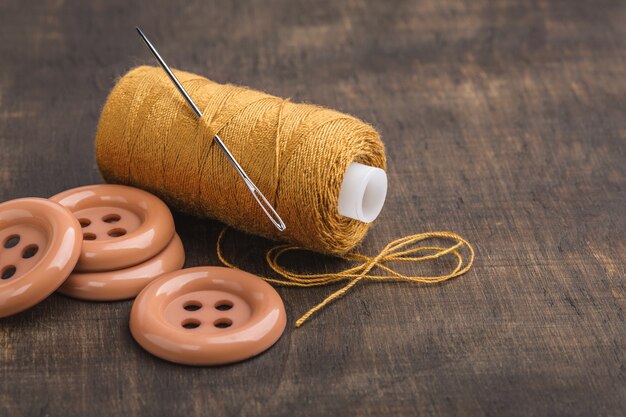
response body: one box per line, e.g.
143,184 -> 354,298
96,66 -> 386,253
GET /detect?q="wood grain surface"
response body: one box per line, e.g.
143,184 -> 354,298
1,0 -> 624,416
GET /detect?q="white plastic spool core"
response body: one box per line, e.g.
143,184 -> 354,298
337,162 -> 388,223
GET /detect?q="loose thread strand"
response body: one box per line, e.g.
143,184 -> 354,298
217,227 -> 475,327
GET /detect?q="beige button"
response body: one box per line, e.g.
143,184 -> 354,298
58,234 -> 185,301
0,198 -> 82,317
130,267 -> 287,365
50,184 -> 175,272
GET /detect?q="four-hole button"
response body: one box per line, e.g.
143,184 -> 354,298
130,267 -> 286,366
50,184 -> 175,272
0,198 -> 82,317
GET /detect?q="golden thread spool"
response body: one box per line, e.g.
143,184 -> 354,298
96,66 -> 386,254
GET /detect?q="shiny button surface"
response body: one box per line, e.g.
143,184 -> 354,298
130,266 -> 287,366
58,234 -> 185,301
50,184 -> 175,272
0,198 -> 82,317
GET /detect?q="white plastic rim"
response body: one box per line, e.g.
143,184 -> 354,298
337,162 -> 388,223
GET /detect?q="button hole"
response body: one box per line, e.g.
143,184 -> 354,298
102,214 -> 121,223
183,301 -> 202,311
78,218 -> 91,228
107,228 -> 127,238
3,235 -> 20,249
83,232 -> 97,241
215,300 -> 233,311
214,318 -> 233,329
182,319 -> 201,329
1,265 -> 16,280
21,244 -> 39,259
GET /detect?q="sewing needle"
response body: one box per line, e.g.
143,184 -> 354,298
136,27 -> 286,232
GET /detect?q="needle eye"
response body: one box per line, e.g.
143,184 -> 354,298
136,27 -> 286,232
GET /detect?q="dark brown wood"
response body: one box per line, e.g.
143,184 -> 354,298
1,0 -> 624,415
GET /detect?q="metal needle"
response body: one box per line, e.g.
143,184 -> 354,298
136,27 -> 286,232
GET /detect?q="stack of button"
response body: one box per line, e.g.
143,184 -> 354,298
50,184 -> 185,301
0,184 -> 287,366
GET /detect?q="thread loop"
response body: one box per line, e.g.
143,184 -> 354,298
217,228 -> 474,327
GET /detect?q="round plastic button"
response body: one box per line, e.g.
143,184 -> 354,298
130,266 -> 287,365
0,198 -> 82,318
58,234 -> 185,301
50,184 -> 175,272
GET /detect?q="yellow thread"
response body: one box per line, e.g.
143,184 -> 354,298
217,227 -> 474,327
96,66 -> 385,254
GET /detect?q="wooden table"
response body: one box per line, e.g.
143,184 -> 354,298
1,1 -> 624,416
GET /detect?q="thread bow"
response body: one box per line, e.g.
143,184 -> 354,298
218,229 -> 474,327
